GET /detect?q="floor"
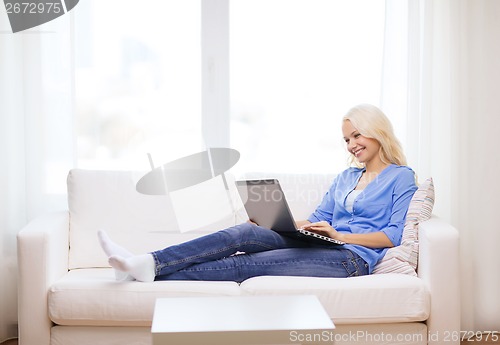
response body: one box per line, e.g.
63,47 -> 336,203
2,335 -> 499,344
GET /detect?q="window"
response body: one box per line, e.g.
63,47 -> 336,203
74,0 -> 202,170
230,0 -> 385,174
74,0 -> 385,174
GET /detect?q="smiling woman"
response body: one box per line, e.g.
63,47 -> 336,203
342,104 -> 407,169
94,104 -> 417,285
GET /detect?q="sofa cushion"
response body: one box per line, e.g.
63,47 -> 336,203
240,274 -> 430,324
373,178 -> 435,276
49,270 -> 429,326
48,269 -> 242,326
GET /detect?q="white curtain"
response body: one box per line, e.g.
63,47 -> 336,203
383,0 -> 500,332
0,13 -> 74,342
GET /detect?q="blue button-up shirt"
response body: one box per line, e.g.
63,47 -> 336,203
307,164 -> 417,273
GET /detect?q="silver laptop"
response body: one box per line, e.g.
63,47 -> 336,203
235,179 -> 345,245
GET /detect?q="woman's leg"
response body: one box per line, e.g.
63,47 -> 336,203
99,222 -> 306,282
152,222 -> 307,277
157,247 -> 369,282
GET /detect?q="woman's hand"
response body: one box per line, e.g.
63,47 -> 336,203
300,221 -> 345,242
303,221 -> 395,248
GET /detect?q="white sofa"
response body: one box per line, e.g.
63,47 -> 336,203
17,169 -> 461,345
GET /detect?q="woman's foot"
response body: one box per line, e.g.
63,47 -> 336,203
108,254 -> 156,283
97,230 -> 135,281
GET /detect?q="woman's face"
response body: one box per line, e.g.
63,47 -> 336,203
342,120 -> 381,165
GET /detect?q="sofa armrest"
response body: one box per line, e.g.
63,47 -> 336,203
418,216 -> 460,345
17,211 -> 70,345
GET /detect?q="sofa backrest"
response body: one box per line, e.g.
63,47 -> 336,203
67,169 -> 335,270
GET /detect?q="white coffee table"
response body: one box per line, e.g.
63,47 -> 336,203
151,295 -> 335,345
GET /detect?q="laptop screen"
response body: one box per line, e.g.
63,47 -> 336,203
235,179 -> 297,232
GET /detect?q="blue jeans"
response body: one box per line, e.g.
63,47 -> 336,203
151,223 -> 368,283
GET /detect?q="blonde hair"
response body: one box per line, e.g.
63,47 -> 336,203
343,104 -> 407,168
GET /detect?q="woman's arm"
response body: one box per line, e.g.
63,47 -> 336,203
339,231 -> 394,248
301,221 -> 394,248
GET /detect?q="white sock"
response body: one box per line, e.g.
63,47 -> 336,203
108,254 -> 156,283
97,230 -> 135,281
